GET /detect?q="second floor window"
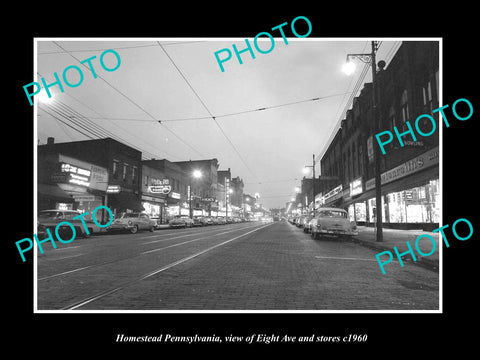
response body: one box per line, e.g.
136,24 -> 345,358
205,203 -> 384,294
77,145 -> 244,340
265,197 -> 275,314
112,160 -> 119,179
400,89 -> 409,125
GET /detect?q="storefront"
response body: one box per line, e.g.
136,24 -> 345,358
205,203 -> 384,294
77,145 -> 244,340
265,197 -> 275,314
39,154 -> 109,215
141,177 -> 170,223
343,146 -> 439,230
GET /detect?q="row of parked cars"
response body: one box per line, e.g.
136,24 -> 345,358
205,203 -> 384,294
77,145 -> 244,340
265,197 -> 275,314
288,207 -> 358,240
37,209 -> 253,237
169,215 -> 250,228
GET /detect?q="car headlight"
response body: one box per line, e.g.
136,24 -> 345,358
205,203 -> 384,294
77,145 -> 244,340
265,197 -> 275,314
128,220 -> 132,225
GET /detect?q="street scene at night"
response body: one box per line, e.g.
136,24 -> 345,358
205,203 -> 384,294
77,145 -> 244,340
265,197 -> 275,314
33,37 -> 441,311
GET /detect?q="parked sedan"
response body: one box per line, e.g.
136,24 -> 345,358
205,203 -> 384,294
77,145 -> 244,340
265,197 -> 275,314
169,215 -> 194,228
309,208 -> 358,240
108,212 -> 156,234
38,209 -> 95,238
302,215 -> 314,233
193,216 -> 207,226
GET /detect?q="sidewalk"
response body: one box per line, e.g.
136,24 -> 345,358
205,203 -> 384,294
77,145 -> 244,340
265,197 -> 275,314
349,226 -> 440,271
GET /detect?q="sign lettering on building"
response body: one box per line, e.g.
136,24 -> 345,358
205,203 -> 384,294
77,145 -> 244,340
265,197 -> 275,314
366,146 -> 439,191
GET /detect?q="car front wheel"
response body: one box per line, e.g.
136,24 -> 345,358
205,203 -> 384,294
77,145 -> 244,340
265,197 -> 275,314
130,225 -> 138,234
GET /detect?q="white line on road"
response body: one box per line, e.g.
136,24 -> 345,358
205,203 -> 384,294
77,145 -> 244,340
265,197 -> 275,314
62,222 -> 273,310
43,253 -> 84,261
315,256 -> 378,262
56,246 -> 82,251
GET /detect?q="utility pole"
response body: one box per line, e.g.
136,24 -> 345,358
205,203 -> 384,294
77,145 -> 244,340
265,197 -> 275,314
312,154 -> 316,216
371,40 -> 383,242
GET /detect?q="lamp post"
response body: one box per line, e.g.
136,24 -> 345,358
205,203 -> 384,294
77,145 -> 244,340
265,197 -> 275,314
343,41 -> 383,242
303,154 -> 316,216
189,169 -> 202,219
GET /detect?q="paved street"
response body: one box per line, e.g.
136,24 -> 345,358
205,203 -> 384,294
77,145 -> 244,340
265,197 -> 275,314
37,220 -> 439,311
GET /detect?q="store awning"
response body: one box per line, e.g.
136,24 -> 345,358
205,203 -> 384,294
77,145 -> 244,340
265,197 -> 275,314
37,183 -> 74,202
108,191 -> 142,212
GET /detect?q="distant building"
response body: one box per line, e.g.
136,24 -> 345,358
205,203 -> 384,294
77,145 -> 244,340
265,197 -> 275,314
141,159 -> 190,220
173,159 -> 219,216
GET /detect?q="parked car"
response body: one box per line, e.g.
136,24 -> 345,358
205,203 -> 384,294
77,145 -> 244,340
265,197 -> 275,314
203,216 -> 214,225
309,208 -> 358,240
211,217 -> 219,225
169,215 -> 194,228
37,209 -> 95,238
193,216 -> 207,226
296,215 -> 306,227
217,216 -> 226,225
108,212 -> 156,233
150,217 -> 162,229
302,215 -> 314,233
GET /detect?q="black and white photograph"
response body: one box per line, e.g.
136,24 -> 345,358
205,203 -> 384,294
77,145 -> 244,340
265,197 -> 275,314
33,38 -> 441,312
7,6 -> 478,354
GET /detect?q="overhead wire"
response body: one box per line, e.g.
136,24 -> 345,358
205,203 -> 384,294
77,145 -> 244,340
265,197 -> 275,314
157,41 -> 259,181
51,41 -> 206,159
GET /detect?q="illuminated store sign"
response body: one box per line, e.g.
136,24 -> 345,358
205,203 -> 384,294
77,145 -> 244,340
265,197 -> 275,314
350,178 -> 363,196
57,162 -> 91,187
323,185 -> 343,202
107,185 -> 121,193
148,178 -> 171,194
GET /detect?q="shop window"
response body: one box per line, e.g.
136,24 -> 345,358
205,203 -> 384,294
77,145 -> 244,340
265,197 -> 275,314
386,179 -> 439,224
122,164 -> 127,181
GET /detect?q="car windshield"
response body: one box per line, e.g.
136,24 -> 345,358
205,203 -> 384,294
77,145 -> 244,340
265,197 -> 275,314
318,210 -> 347,218
38,211 -> 61,218
123,213 -> 140,218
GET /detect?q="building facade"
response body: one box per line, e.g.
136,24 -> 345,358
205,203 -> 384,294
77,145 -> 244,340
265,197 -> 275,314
174,159 -> 220,216
320,41 -> 440,230
38,137 -> 142,221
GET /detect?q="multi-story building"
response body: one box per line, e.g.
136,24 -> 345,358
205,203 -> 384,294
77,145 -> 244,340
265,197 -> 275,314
38,137 -> 142,221
141,159 -> 190,220
320,41 -> 440,230
174,159 -> 219,216
229,176 -> 244,208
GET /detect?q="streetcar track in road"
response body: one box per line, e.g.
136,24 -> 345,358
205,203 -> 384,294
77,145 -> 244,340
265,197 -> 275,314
37,223 -> 265,282
61,222 -> 274,310
141,225 -> 246,245
140,226 -> 259,254
38,266 -> 91,281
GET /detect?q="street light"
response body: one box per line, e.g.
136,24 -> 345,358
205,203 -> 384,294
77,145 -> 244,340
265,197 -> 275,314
303,154 -> 316,216
189,169 -> 202,219
343,41 -> 383,242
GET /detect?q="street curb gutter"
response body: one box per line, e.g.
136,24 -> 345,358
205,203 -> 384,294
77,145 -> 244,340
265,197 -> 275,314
348,236 -> 439,272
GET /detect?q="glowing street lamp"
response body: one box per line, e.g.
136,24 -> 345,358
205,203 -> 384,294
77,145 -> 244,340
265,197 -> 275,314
342,60 -> 357,75
189,169 -> 202,218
